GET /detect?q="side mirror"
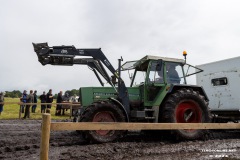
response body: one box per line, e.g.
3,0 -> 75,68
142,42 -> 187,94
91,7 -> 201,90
156,59 -> 162,71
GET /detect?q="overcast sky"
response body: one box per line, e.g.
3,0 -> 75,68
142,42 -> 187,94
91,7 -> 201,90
1,0 -> 240,94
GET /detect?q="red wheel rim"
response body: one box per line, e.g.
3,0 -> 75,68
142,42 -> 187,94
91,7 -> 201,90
176,101 -> 202,123
92,111 -> 115,136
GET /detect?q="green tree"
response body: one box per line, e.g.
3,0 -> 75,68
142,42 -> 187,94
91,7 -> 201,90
64,89 -> 79,97
4,90 -> 22,98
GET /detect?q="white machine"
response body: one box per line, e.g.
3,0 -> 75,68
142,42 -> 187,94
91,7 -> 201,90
196,56 -> 240,122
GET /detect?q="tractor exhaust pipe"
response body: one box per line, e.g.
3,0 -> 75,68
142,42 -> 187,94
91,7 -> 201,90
183,50 -> 187,64
118,56 -> 123,88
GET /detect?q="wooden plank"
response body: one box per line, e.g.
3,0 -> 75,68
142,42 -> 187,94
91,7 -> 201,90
0,102 -> 23,105
0,102 -> 81,106
61,105 -> 80,109
50,122 -> 240,131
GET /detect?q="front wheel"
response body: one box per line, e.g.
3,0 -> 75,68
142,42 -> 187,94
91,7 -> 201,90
160,88 -> 211,140
80,101 -> 126,143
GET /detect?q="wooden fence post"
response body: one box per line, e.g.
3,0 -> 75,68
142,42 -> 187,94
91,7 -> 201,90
40,113 -> 51,160
19,105 -> 21,119
70,105 -> 72,119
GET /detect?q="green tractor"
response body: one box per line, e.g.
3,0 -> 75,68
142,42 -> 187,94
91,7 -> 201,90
33,43 -> 211,143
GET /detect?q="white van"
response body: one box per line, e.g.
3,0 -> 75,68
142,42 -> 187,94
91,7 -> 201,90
196,56 -> 240,122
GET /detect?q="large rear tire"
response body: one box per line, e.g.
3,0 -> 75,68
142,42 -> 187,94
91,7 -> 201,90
160,88 -> 211,140
80,101 -> 126,143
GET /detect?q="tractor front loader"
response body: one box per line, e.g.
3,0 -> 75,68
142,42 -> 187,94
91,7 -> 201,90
33,43 -> 211,143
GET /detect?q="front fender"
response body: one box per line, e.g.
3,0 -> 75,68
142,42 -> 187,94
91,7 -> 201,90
108,97 -> 129,122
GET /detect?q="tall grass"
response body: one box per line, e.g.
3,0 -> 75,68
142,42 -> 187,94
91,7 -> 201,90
0,98 -> 71,120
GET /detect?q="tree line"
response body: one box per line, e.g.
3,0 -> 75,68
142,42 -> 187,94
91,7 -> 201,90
3,89 -> 79,98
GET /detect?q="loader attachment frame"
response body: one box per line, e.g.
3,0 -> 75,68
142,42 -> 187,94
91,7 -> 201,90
32,42 -> 130,114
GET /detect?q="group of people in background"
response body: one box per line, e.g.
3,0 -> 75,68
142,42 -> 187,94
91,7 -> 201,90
20,89 -> 74,118
56,91 -> 78,116
39,89 -> 53,113
0,89 -> 78,117
20,89 -> 53,119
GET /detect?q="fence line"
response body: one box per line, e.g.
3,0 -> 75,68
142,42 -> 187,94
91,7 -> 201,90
40,113 -> 240,160
0,102 -> 81,105
0,102 -> 81,119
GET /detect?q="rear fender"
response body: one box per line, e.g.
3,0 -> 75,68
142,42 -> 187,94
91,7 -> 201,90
168,84 -> 209,101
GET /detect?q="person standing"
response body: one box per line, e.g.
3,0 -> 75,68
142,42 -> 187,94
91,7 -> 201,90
56,91 -> 63,116
62,92 -> 70,115
32,90 -> 38,113
20,90 -> 28,113
23,90 -> 34,119
0,92 -> 5,115
39,91 -> 47,113
46,89 -> 53,113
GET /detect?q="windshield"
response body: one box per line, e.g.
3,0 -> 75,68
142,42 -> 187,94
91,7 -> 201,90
131,71 -> 146,86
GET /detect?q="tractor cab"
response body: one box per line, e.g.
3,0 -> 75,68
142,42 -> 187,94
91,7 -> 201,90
122,55 -> 203,107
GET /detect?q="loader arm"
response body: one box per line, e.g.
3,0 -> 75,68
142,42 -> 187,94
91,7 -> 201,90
32,42 -> 130,114
33,43 -> 116,83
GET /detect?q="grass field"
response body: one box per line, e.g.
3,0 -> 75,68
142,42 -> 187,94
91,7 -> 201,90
0,98 -> 71,120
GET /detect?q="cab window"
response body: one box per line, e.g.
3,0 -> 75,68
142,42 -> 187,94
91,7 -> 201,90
165,62 -> 184,84
148,61 -> 164,84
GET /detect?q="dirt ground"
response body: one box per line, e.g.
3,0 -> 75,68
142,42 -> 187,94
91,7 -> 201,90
1,120 -> 240,160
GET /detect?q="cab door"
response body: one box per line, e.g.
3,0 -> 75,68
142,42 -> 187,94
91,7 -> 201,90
144,60 -> 167,106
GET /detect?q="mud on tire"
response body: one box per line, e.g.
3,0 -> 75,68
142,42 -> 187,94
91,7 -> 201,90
159,88 -> 211,140
80,101 -> 126,143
